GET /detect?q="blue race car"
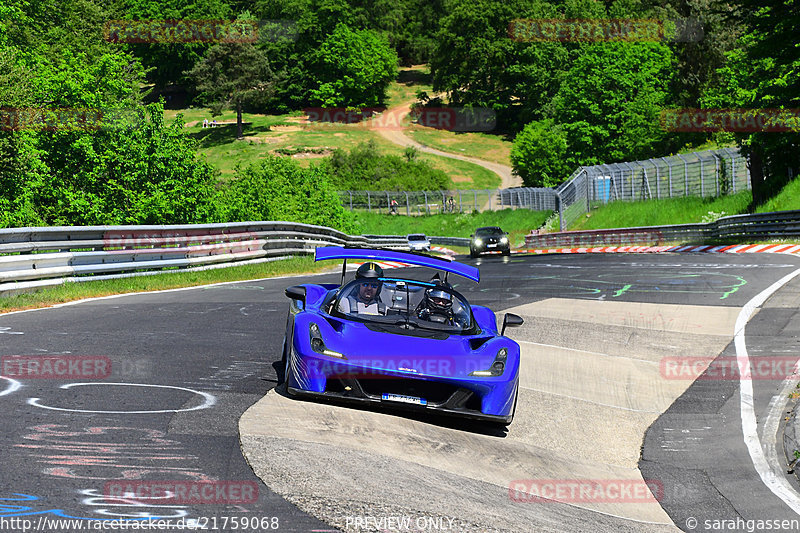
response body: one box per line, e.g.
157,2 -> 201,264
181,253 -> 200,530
281,247 -> 524,425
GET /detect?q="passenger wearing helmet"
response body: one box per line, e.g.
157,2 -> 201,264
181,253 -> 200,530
417,286 -> 456,324
338,262 -> 387,316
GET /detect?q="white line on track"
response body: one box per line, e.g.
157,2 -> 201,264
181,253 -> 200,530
736,267 -> 800,514
27,382 -> 217,414
0,375 -> 22,396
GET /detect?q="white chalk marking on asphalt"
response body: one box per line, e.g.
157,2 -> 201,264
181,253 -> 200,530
28,382 -> 216,414
736,267 -> 800,514
0,375 -> 22,396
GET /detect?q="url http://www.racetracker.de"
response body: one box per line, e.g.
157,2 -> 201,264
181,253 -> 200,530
0,516 -> 282,531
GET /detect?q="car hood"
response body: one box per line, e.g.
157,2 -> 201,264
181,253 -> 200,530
314,318 -> 509,378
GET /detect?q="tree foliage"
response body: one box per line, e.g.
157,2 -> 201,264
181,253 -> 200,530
322,141 -> 451,191
511,120 -> 573,187
307,23 -> 397,107
219,156 -> 355,232
707,0 -> 800,206
187,23 -> 276,138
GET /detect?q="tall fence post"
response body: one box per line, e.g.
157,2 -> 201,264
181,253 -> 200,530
649,159 -> 660,199
700,156 -> 705,197
405,192 -> 410,216
367,191 -> 371,212
677,153 -> 689,197
661,157 -> 673,197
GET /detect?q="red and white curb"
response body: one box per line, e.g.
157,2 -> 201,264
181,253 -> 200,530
519,243 -> 800,255
431,245 -> 458,258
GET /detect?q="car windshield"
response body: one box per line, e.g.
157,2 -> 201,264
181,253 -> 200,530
332,278 -> 473,334
407,235 -> 426,241
476,228 -> 503,237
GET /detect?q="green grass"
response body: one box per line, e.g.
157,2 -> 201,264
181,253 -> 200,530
422,155 -> 501,189
0,256 -> 326,314
563,174 -> 800,232
755,177 -> 800,212
175,109 -> 497,185
354,208 -> 552,248
406,129 -> 513,166
568,191 -> 753,231
385,65 -> 432,108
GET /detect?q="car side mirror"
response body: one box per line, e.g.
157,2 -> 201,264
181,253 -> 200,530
285,285 -> 306,303
501,313 -> 524,336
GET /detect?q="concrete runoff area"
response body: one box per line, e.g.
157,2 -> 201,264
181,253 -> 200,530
240,298 -> 741,532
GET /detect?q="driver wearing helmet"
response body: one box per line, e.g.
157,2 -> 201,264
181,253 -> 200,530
417,286 -> 456,324
338,262 -> 387,316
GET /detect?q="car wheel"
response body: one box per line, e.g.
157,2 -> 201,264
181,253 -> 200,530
470,249 -> 478,258
502,249 -> 511,256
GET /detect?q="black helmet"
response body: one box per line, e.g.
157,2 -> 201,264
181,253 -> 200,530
425,287 -> 453,313
356,262 -> 383,280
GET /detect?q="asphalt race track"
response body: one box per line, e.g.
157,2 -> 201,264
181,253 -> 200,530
3,252 -> 800,532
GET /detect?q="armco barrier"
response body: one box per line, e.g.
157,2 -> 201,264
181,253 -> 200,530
525,209 -> 800,248
0,222 -> 407,296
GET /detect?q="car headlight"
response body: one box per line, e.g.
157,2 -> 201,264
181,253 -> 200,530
470,348 -> 507,377
500,236 -> 508,244
309,323 -> 346,359
474,238 -> 483,246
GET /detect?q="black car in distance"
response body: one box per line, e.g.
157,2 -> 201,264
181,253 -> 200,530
470,226 -> 510,258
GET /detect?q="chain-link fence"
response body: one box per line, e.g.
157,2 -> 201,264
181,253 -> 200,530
338,188 -> 556,215
337,148 -> 750,228
555,148 -> 750,229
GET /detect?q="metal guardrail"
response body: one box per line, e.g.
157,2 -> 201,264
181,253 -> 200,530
430,236 -> 470,247
524,210 -> 800,248
0,222 -> 408,296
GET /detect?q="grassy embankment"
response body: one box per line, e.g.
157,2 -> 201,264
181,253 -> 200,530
167,66 -> 499,188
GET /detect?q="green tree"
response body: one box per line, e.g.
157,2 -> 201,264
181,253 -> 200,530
108,0 -> 234,92
307,23 -> 397,107
706,0 -> 800,207
219,156 -> 355,232
430,0 -> 569,129
510,120 -> 573,187
551,42 -> 675,165
187,26 -> 276,138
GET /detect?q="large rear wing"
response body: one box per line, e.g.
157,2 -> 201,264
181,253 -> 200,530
314,246 -> 480,283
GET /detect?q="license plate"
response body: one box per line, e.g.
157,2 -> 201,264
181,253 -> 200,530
381,393 -> 427,406
487,243 -> 497,248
